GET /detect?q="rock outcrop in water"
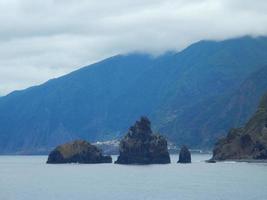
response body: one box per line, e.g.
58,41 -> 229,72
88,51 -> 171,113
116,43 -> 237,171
212,93 -> 267,161
47,140 -> 112,164
115,117 -> 170,164
178,146 -> 191,163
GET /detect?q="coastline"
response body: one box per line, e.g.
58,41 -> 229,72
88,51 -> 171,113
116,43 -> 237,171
207,159 -> 267,163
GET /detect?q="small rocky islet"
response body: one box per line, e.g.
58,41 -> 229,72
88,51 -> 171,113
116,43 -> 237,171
47,140 -> 112,164
178,146 -> 191,163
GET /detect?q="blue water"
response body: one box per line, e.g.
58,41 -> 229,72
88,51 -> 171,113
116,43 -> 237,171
0,154 -> 267,200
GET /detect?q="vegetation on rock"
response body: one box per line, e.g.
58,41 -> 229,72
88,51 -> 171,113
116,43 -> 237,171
47,140 -> 112,164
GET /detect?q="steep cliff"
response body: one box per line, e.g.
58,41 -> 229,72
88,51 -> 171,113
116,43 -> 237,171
212,93 -> 267,160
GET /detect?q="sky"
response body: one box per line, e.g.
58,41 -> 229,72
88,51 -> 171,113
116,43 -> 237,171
0,0 -> 267,95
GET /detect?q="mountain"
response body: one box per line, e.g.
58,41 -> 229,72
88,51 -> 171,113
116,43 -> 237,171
1,36 -> 267,154
0,54 -> 157,153
212,92 -> 267,160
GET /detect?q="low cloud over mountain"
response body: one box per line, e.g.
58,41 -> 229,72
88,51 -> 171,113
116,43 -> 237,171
1,0 -> 267,94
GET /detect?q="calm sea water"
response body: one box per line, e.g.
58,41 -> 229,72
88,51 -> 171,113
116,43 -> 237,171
0,154 -> 267,200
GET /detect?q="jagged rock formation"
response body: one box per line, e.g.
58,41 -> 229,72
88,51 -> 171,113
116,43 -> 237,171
47,140 -> 112,164
212,93 -> 267,161
178,146 -> 191,163
115,117 -> 170,164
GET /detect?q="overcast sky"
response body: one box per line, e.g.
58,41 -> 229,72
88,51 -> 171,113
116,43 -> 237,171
0,0 -> 267,95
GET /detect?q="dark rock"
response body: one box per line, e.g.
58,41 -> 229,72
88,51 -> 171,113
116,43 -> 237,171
115,116 -> 170,164
178,146 -> 191,163
206,159 -> 216,163
253,142 -> 267,159
46,140 -> 112,164
240,134 -> 253,149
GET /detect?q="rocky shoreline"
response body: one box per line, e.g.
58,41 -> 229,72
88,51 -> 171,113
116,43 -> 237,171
207,158 -> 267,163
211,93 -> 267,161
45,96 -> 267,165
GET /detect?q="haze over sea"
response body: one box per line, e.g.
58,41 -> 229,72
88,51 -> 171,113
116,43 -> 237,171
0,154 -> 267,200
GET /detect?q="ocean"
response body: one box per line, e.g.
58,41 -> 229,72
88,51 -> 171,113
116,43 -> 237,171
0,154 -> 267,200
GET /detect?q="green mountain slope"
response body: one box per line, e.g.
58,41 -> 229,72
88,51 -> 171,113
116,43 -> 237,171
157,65 -> 267,148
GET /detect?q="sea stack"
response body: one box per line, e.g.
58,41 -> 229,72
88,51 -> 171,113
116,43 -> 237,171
115,116 -> 170,164
47,140 -> 112,164
178,146 -> 191,163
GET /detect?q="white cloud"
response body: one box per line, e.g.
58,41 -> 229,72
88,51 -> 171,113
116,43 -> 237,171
0,0 -> 267,95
